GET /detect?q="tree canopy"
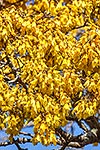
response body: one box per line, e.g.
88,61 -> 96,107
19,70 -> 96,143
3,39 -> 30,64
0,0 -> 100,149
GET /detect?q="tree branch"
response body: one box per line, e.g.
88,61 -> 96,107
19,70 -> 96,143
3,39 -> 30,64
0,0 -> 25,10
19,131 -> 34,138
56,127 -> 100,149
0,137 -> 31,147
0,61 -> 7,68
13,138 -> 28,150
3,55 -> 28,92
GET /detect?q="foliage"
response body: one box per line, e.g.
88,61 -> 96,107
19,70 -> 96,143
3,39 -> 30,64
0,0 -> 100,149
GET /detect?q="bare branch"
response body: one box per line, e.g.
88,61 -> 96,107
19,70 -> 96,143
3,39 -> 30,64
19,131 -> 34,138
13,138 -> 28,150
0,138 -> 31,147
0,61 -> 7,68
76,120 -> 89,132
4,75 -> 19,83
56,127 -> 100,149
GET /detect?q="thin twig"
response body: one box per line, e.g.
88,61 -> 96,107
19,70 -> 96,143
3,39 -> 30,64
19,131 -> 34,138
0,138 -> 31,146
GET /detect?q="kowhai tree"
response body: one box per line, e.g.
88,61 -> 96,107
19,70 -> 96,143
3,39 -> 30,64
0,0 -> 100,149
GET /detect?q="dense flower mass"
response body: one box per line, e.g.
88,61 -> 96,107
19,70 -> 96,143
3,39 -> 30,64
0,0 -> 100,146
